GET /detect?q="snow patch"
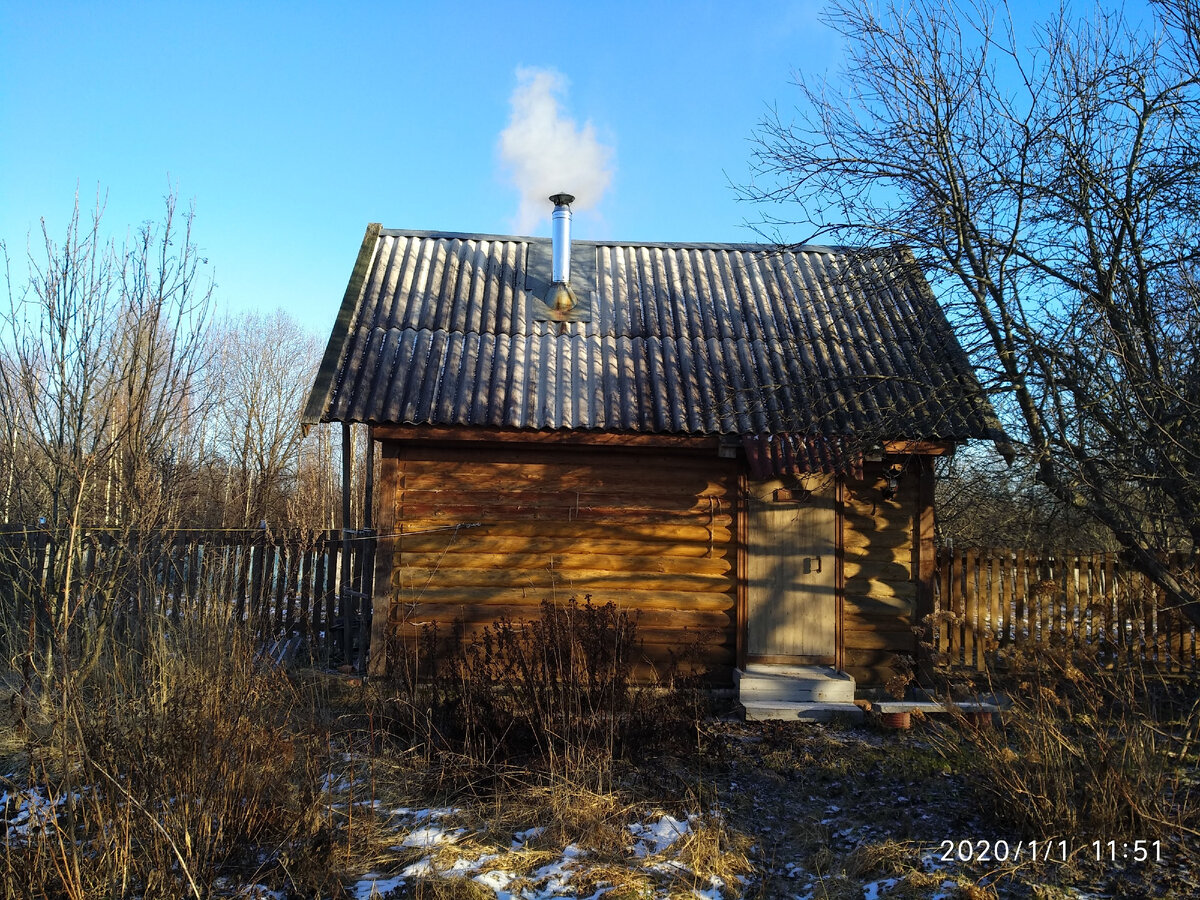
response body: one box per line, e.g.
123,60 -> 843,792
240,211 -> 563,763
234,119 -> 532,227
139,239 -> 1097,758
863,877 -> 900,899
629,814 -> 691,857
351,872 -> 404,899
2,788 -> 68,837
473,869 -> 516,892
401,824 -> 467,848
512,825 -> 546,848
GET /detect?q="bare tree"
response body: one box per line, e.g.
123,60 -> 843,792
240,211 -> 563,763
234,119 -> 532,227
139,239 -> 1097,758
0,190 -> 214,681
106,197 -> 214,526
1,191 -> 213,531
935,450 -> 1117,551
208,309 -> 322,528
2,196 -> 118,530
744,0 -> 1200,624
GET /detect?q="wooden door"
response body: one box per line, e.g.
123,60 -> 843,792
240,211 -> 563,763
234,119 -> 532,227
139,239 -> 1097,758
746,478 -> 838,662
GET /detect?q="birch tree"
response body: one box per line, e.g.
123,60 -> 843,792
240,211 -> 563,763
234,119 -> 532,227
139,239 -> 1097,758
208,309 -> 322,527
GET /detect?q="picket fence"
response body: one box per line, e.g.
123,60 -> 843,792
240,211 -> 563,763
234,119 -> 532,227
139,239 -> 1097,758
933,548 -> 1199,672
5,531 -> 1197,675
0,526 -> 376,669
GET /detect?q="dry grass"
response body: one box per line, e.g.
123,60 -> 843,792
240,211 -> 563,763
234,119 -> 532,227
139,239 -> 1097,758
0,611 -> 370,899
666,813 -> 756,896
931,650 -> 1200,840
843,838 -> 915,879
7,585 -> 1197,899
396,875 -> 495,900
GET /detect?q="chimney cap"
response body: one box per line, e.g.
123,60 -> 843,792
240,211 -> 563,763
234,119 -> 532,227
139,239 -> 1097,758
549,193 -> 575,207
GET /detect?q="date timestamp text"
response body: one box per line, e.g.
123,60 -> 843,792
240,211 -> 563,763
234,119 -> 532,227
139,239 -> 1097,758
936,839 -> 1163,864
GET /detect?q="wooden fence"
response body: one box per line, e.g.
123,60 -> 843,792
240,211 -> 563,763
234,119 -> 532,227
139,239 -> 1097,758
934,548 -> 1199,672
0,527 -> 376,669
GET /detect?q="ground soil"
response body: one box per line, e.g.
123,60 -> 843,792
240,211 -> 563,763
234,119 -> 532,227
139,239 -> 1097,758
695,716 -> 1200,899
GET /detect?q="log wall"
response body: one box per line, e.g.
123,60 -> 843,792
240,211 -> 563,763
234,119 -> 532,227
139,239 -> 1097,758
841,459 -> 928,683
372,440 -> 739,682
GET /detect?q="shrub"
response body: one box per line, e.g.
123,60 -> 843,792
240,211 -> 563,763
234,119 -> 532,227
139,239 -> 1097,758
2,613 -> 340,899
384,597 -> 709,772
935,649 -> 1199,839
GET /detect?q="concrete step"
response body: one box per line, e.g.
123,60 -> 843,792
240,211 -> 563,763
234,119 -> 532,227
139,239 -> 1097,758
741,700 -> 865,723
873,700 -> 1002,714
734,665 -> 856,703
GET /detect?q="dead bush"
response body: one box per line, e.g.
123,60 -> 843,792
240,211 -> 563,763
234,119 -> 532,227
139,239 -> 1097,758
934,649 -> 1199,839
382,597 -> 710,774
1,613 -> 343,899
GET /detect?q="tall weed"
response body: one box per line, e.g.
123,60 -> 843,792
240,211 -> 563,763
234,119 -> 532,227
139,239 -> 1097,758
936,649 -> 1199,839
2,612 -> 341,899
383,597 -> 709,776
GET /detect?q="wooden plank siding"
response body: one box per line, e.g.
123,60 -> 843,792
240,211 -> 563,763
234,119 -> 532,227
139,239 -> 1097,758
370,441 -> 942,687
372,440 -> 740,683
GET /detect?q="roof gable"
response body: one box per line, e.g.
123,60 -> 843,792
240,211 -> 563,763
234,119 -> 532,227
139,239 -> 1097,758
304,227 -> 1004,443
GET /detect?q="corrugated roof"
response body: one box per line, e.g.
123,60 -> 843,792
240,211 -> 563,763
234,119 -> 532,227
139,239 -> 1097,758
303,227 -> 1005,444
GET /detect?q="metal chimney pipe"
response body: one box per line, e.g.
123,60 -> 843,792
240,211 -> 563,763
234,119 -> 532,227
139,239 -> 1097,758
549,193 -> 574,284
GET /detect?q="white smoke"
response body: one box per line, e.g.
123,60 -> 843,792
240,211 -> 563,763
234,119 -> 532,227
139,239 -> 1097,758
498,67 -> 615,234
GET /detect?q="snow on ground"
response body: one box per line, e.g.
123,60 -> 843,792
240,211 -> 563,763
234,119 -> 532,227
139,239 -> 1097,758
629,813 -> 691,857
398,823 -> 468,849
346,809 -> 734,900
0,787 -> 68,836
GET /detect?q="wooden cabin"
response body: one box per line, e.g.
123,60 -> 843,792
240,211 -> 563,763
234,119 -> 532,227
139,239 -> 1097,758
303,202 -> 1005,697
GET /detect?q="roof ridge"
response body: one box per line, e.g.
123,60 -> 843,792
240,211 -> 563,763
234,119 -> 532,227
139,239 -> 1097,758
376,227 -> 851,254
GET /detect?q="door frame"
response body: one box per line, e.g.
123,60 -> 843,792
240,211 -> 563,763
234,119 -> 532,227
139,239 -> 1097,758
736,473 -> 845,671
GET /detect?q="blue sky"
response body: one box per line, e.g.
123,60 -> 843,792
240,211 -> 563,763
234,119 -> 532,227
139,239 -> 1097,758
1,1 -> 834,333
0,1 -> 1150,335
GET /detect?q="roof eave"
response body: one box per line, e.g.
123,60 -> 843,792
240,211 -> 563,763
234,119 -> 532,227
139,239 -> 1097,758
301,222 -> 383,431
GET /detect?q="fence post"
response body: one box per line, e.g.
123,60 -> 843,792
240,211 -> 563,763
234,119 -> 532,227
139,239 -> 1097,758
355,530 -> 376,671
985,550 -> 998,670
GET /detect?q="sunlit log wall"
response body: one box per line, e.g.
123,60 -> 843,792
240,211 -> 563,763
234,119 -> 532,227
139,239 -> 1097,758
841,458 -> 934,684
372,438 -> 739,683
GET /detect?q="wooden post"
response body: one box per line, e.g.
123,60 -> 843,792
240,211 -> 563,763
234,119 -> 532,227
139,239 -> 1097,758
964,548 -> 979,670
312,536 -> 328,657
1015,549 -> 1028,650
368,444 -> 396,678
944,549 -> 959,665
364,425 -> 375,532
358,426 -> 375,668
324,532 -> 338,659
735,470 -> 748,673
250,532 -> 268,635
914,457 -> 936,681
341,421 -> 353,666
938,547 -> 952,663
297,540 -> 312,641
1065,552 -> 1078,649
986,551 -> 999,667
233,533 -> 250,626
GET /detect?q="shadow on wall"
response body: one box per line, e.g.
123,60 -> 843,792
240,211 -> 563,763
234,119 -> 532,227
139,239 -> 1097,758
380,446 -> 739,685
842,462 -> 920,684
